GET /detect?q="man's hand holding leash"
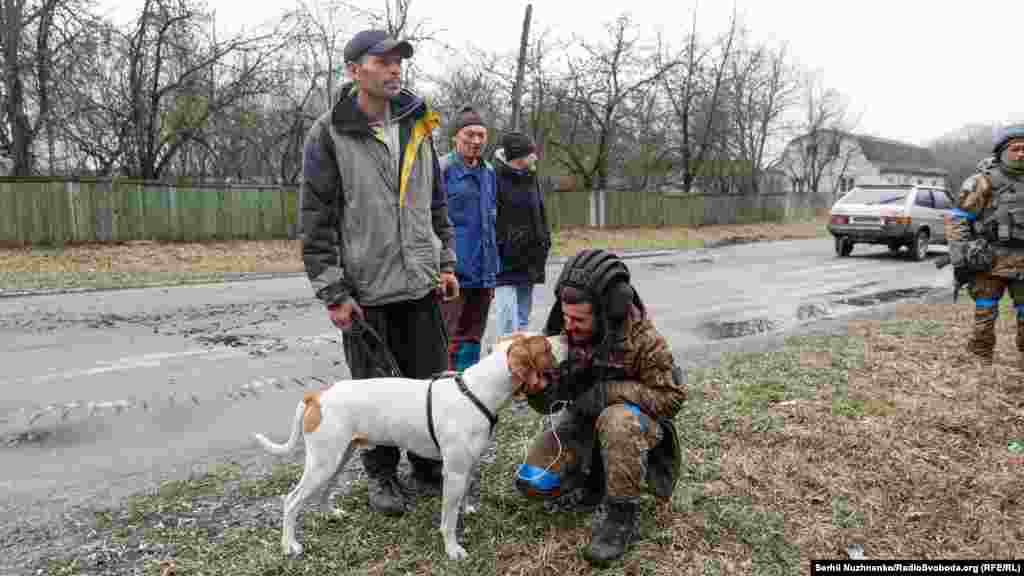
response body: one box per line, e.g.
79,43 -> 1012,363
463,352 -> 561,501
327,299 -> 365,332
438,271 -> 460,302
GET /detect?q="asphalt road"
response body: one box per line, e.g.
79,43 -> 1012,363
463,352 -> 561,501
0,237 -> 952,532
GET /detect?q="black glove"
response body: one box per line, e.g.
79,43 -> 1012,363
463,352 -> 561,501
572,381 -> 608,420
525,376 -> 571,414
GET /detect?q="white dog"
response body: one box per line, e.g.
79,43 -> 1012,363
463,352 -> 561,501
252,333 -> 566,560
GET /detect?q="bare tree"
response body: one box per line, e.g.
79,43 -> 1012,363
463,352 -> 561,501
778,69 -> 857,199
725,30 -> 798,193
2,0 -> 33,174
279,0 -> 352,114
549,14 -> 679,190
116,0 -> 279,179
661,7 -> 737,193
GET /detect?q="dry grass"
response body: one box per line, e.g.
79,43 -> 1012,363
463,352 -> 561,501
0,217 -> 828,292
22,298 -> 1024,575
747,301 -> 1024,563
553,217 -> 829,257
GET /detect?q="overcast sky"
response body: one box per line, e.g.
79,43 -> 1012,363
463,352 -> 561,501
98,0 -> 1024,147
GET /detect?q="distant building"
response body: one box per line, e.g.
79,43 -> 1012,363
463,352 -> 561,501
780,131 -> 948,205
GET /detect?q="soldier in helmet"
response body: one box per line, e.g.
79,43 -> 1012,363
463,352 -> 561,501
953,124 -> 1024,366
514,249 -> 686,566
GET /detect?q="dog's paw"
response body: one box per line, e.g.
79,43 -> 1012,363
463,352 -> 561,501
445,542 -> 468,561
284,540 -> 304,556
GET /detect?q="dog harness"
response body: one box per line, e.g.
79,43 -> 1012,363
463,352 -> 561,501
426,371 -> 499,453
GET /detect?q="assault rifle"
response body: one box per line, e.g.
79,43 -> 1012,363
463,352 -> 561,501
934,253 -> 970,302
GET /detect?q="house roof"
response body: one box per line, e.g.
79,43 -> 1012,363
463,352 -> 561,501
852,134 -> 948,177
786,130 -> 949,177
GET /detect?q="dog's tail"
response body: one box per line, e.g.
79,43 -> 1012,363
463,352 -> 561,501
252,400 -> 305,455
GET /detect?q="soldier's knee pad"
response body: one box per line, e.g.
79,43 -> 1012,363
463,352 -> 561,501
596,403 -> 651,438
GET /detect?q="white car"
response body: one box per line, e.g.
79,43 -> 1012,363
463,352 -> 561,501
827,184 -> 953,261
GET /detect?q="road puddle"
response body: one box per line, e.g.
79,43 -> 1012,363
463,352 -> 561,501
701,318 -> 780,340
824,281 -> 881,297
832,287 -> 934,307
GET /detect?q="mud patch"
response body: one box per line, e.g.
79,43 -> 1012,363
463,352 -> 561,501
0,298 -> 318,335
832,287 -> 935,307
705,236 -> 762,248
796,302 -> 832,322
2,421 -> 106,449
824,281 -> 882,297
700,318 -> 781,340
194,333 -> 289,357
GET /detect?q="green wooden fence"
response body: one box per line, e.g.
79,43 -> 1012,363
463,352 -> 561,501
0,178 -> 812,245
0,178 -> 297,245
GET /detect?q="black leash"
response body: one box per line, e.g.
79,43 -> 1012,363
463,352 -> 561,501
350,316 -> 403,378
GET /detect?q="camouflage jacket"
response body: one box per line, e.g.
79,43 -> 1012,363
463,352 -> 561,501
531,304 -> 685,421
958,157 -> 1024,277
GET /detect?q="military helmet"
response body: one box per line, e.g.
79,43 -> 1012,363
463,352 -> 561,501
992,124 -> 1024,155
552,249 -> 630,304
543,249 -> 642,338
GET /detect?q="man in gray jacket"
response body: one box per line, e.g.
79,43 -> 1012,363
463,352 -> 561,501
299,29 -> 459,516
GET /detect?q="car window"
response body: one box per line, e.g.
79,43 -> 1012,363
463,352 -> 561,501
837,188 -> 909,205
914,189 -> 934,208
932,190 -> 951,210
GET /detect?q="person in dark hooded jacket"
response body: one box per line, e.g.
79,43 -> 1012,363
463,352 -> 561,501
493,131 -> 551,338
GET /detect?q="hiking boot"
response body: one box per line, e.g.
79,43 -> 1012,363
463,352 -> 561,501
366,474 -> 408,516
407,463 -> 443,497
584,496 -> 639,566
542,470 -> 605,514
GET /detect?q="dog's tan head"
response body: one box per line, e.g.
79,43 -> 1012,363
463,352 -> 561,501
500,332 -> 567,398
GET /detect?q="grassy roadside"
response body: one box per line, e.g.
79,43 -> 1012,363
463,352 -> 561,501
0,217 -> 829,292
29,298 -> 1024,575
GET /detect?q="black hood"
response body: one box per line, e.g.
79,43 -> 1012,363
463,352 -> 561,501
331,81 -> 427,134
494,147 -> 536,180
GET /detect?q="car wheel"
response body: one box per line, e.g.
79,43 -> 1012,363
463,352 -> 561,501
910,230 -> 929,261
835,236 -> 853,257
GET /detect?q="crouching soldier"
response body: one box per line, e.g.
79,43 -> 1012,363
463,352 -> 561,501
514,249 -> 686,565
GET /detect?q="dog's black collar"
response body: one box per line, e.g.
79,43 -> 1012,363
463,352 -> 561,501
426,372 -> 499,453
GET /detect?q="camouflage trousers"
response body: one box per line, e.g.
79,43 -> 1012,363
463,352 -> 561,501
516,404 -> 663,500
968,273 -> 1024,361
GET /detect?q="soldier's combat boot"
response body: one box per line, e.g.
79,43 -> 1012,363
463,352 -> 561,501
366,473 -> 408,516
584,496 -> 639,566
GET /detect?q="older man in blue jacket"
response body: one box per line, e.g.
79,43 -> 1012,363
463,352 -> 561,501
440,105 -> 499,371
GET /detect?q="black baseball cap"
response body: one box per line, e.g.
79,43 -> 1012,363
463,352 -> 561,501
344,29 -> 414,63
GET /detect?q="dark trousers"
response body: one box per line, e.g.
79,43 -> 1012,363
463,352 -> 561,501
441,287 -> 494,371
341,292 -> 448,479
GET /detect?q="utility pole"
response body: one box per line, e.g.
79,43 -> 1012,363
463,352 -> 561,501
509,3 -> 532,132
